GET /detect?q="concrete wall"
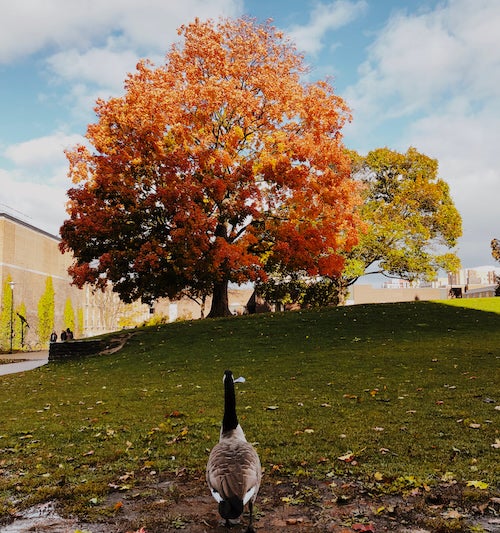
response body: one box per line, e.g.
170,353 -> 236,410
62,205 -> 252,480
350,284 -> 448,305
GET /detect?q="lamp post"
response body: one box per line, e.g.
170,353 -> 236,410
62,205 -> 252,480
8,281 -> 15,354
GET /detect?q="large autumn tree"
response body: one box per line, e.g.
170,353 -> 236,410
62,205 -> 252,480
60,17 -> 360,317
341,147 -> 462,288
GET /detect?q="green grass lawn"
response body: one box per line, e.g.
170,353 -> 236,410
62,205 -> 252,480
0,298 -> 499,519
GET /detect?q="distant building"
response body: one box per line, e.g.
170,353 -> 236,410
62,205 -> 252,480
448,266 -> 500,299
348,267 -> 499,304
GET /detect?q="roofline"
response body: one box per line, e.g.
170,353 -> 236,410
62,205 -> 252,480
0,211 -> 61,241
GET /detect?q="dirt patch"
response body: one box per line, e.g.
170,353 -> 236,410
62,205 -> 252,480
5,474 -> 498,532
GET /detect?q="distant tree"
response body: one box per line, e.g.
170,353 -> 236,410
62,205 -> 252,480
37,277 -> 55,346
64,298 -> 75,334
60,17 -> 361,318
491,238 -> 500,296
342,147 -> 462,287
492,239 -> 500,262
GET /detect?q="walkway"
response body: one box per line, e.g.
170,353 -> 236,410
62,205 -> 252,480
0,351 -> 49,376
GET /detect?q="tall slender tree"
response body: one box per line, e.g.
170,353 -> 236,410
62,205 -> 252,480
37,277 -> 55,346
60,17 -> 361,317
0,275 -> 14,350
63,298 -> 75,334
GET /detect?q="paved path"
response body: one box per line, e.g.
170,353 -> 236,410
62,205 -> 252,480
0,351 -> 49,376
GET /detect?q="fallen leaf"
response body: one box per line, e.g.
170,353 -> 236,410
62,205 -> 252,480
467,480 -> 489,489
491,439 -> 500,449
352,523 -> 375,532
266,405 -> 279,410
167,410 -> 185,418
469,423 -> 481,429
286,517 -> 305,525
441,472 -> 456,483
338,451 -> 355,462
442,509 -> 463,519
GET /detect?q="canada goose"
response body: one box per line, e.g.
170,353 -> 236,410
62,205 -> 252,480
206,370 -> 262,532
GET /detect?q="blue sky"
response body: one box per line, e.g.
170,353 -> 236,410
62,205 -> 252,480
1,0 -> 499,279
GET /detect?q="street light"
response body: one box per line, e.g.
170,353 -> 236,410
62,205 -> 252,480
8,281 -> 15,354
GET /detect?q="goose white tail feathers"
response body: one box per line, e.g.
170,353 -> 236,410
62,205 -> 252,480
206,370 -> 262,531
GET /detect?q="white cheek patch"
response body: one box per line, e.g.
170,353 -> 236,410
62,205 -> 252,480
243,486 -> 256,505
210,487 -> 223,503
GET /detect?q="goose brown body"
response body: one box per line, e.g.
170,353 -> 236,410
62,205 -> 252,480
206,371 -> 261,531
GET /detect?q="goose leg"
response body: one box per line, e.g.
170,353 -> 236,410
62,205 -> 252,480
245,501 -> 255,533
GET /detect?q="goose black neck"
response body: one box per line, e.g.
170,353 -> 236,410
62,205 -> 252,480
222,370 -> 238,433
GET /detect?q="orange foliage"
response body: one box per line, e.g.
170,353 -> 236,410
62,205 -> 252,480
60,17 -> 361,314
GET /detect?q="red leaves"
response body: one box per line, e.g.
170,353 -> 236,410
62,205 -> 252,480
61,17 -> 361,308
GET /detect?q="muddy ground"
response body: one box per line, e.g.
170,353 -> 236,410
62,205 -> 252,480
3,473 -> 499,533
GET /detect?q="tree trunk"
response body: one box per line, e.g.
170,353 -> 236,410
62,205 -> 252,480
207,280 -> 232,318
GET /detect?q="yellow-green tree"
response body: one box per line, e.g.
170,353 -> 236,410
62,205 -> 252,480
0,275 -> 14,350
64,298 -> 75,333
342,147 -> 462,287
37,277 -> 55,346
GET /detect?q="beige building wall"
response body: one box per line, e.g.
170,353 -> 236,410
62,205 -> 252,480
0,213 -> 85,346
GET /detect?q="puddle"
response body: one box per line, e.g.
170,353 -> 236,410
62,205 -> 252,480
0,502 -> 77,532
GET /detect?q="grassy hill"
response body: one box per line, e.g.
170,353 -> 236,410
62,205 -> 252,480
0,298 -> 499,521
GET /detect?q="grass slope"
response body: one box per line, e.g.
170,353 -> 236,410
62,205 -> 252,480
0,299 -> 499,519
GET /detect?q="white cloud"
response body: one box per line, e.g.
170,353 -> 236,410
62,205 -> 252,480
3,132 -> 83,171
0,0 -> 242,64
288,0 -> 367,55
0,169 -> 68,236
345,0 -> 500,127
47,45 -> 140,91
